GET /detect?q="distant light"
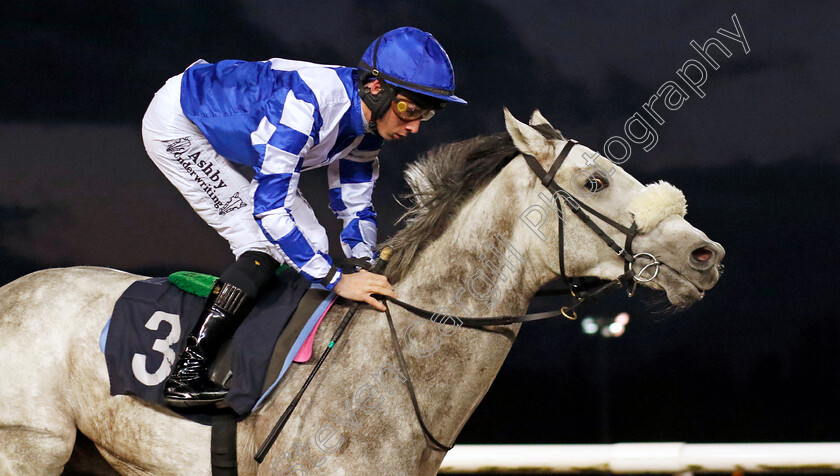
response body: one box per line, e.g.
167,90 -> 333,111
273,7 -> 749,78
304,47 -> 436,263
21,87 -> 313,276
601,327 -> 612,338
608,322 -> 625,337
581,317 -> 598,335
615,312 -> 630,325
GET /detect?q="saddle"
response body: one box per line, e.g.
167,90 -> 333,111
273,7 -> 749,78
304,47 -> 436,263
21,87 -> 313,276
100,268 -> 337,419
207,282 -> 334,408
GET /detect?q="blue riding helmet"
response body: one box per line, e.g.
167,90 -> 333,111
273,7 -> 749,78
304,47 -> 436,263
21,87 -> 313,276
359,27 -> 467,105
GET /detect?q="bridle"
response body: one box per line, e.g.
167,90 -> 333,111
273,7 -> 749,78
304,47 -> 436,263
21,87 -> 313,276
384,137 -> 663,326
520,138 -> 661,315
253,134 -> 686,462
376,135 -> 665,451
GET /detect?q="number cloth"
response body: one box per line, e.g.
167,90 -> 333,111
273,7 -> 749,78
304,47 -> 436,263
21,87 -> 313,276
101,270 -> 311,418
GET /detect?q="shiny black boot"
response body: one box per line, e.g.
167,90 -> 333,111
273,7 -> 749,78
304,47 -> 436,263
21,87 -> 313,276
164,281 -> 253,407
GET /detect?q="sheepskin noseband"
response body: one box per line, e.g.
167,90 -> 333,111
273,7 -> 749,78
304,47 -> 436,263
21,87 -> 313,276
628,181 -> 687,232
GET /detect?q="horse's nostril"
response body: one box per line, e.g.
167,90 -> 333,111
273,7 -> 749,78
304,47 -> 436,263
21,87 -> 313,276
692,247 -> 713,262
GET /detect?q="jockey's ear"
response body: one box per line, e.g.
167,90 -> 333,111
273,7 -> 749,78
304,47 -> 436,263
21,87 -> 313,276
504,108 -> 551,159
528,109 -> 552,128
366,79 -> 383,95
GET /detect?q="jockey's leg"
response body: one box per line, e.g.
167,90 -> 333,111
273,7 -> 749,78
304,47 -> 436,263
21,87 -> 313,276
142,71 -> 282,263
164,250 -> 280,406
143,70 -> 284,406
142,67 -> 303,406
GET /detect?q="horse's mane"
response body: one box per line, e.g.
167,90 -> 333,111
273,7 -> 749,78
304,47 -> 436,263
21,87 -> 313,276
384,124 -> 564,283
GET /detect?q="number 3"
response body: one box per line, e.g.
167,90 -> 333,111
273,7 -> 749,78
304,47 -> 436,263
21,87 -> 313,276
131,311 -> 181,386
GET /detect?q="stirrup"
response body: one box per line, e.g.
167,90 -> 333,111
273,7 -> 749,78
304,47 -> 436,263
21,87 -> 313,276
164,388 -> 228,407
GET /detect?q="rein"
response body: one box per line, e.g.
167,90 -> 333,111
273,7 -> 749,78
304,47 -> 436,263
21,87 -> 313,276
256,138 -> 668,460
383,139 -> 662,325
375,139 -> 664,452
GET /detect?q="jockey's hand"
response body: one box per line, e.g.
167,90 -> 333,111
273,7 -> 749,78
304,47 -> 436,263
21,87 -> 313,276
333,269 -> 396,312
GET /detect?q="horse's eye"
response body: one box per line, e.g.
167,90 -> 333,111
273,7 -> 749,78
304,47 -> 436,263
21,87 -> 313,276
586,173 -> 609,193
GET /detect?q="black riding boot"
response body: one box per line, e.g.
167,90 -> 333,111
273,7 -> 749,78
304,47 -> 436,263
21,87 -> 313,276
163,250 -> 280,407
163,281 -> 253,407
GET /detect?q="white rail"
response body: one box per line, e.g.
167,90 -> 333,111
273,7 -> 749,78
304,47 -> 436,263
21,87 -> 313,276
438,443 -> 840,473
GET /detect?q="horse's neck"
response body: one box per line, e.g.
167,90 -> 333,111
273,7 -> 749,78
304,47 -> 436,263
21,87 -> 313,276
390,162 -> 550,444
397,159 -> 549,315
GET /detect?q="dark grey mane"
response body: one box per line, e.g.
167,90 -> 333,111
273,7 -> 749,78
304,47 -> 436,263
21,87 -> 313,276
384,124 -> 564,283
383,133 -> 516,282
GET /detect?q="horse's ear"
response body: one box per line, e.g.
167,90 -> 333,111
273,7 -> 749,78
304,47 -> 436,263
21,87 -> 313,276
504,108 -> 551,157
528,109 -> 552,127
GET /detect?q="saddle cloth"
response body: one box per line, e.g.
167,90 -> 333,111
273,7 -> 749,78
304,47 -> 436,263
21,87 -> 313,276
99,268 -> 337,418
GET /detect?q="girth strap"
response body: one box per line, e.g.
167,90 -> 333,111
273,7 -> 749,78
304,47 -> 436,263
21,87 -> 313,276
211,410 -> 238,476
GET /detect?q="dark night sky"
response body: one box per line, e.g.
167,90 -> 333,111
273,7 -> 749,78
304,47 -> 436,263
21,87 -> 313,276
2,0 -> 839,450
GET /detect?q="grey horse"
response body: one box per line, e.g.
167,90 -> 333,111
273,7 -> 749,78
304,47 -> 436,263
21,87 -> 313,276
0,110 -> 723,475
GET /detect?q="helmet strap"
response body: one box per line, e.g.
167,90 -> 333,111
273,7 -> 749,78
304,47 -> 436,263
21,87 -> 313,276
359,77 -> 395,136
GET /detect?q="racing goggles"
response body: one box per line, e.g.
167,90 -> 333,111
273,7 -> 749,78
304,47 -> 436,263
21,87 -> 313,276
391,98 -> 436,122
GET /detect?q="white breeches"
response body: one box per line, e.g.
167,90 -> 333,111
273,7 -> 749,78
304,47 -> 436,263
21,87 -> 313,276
140,74 -> 328,263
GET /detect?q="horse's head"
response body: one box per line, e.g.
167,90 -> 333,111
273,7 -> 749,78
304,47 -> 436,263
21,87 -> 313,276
505,109 -> 724,308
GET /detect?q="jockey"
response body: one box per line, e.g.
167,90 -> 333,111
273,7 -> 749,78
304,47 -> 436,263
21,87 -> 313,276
141,27 -> 466,407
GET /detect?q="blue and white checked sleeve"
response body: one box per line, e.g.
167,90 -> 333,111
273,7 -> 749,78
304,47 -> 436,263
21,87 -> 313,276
250,90 -> 342,290
327,138 -> 380,264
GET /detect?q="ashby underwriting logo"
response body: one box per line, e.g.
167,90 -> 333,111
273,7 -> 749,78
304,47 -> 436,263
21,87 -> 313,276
164,137 -> 246,216
220,192 -> 246,215
185,151 -> 227,190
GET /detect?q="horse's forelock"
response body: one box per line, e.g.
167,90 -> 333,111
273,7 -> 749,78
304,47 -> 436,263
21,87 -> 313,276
530,123 -> 565,141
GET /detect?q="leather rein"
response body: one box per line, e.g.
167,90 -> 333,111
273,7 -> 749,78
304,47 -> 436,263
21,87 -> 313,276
372,138 -> 664,452
384,139 -> 662,327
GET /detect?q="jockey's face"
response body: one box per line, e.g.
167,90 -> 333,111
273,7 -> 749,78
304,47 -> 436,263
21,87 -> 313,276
377,95 -> 423,141
364,80 -> 423,141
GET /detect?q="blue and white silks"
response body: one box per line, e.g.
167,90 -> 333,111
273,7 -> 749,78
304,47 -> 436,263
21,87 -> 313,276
180,59 -> 383,289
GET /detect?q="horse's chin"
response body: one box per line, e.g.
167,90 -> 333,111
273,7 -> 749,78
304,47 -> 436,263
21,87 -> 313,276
644,266 -> 704,309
